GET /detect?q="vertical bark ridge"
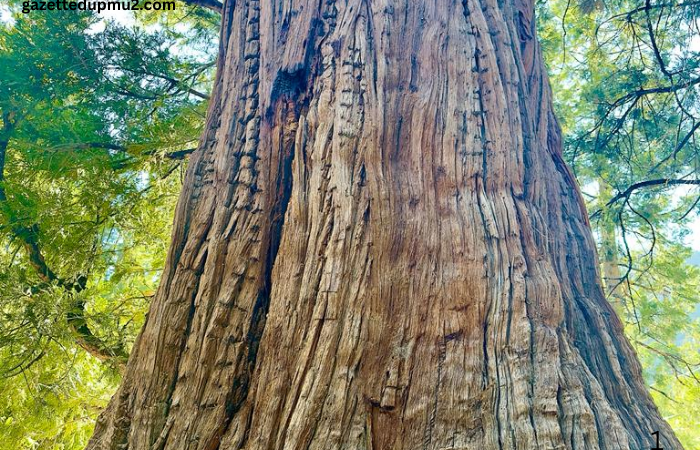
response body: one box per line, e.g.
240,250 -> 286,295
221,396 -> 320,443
88,0 -> 684,449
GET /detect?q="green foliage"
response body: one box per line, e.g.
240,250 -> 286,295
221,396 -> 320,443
0,6 -> 215,447
539,0 -> 700,447
622,243 -> 700,448
0,345 -> 117,450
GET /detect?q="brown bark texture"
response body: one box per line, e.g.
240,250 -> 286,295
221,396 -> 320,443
87,0 -> 683,449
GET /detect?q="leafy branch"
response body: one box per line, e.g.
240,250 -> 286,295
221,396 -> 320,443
0,112 -> 128,367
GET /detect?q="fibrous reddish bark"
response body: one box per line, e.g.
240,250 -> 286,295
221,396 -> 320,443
88,0 -> 683,449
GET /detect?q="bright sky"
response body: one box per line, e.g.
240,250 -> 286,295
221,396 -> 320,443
89,10 -> 135,31
102,10 -> 134,24
0,5 -> 135,26
0,5 -> 11,23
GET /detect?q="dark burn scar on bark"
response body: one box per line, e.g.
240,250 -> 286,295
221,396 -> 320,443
517,11 -> 533,42
267,69 -> 307,120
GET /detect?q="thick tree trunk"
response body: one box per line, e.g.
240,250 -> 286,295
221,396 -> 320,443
88,0 -> 683,448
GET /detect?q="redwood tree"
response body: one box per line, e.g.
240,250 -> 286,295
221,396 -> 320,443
88,0 -> 683,448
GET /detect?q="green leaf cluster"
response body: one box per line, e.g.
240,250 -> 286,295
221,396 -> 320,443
539,0 -> 700,446
0,6 -> 216,447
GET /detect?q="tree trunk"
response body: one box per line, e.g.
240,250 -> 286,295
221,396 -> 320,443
88,0 -> 683,448
598,181 -> 625,315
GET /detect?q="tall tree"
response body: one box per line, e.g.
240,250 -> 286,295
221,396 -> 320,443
89,0 -> 683,449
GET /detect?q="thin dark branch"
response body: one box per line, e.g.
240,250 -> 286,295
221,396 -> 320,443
0,123 -> 128,367
679,193 -> 700,220
109,146 -> 196,170
111,66 -> 211,100
609,0 -> 700,22
644,0 -> 673,80
606,178 -> 700,206
181,0 -> 222,13
617,201 -> 642,330
609,76 -> 700,110
649,386 -> 681,404
0,111 -> 16,204
651,120 -> 700,171
50,142 -> 196,164
162,148 -> 197,160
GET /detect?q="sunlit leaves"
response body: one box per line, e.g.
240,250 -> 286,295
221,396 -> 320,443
0,6 -> 215,447
539,1 -> 700,447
